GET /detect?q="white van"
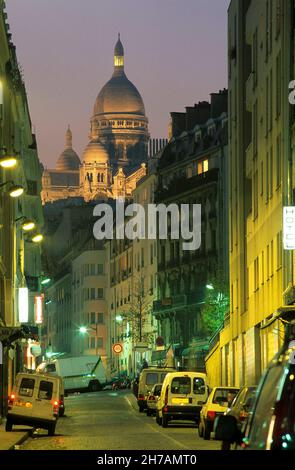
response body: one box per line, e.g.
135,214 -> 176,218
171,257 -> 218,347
156,371 -> 208,427
6,372 -> 61,435
137,367 -> 175,412
36,355 -> 107,393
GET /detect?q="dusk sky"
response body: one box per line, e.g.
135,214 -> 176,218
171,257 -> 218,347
6,0 -> 229,168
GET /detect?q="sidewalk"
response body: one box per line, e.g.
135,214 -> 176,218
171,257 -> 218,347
0,419 -> 31,450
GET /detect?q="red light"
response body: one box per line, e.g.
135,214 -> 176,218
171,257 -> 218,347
207,410 -> 216,421
53,401 -> 58,406
138,394 -> 144,400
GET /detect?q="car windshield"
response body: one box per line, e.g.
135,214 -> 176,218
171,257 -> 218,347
146,373 -> 158,385
213,388 -> 239,405
171,377 -> 190,394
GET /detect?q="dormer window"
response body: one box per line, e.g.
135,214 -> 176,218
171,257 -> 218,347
198,159 -> 209,175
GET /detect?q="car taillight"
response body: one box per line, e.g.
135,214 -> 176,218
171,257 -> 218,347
52,400 -> 60,414
138,394 -> 144,400
239,410 -> 248,421
149,395 -> 155,401
8,394 -> 15,408
207,410 -> 216,421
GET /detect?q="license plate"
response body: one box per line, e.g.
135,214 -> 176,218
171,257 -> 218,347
171,397 -> 189,404
15,401 -> 32,408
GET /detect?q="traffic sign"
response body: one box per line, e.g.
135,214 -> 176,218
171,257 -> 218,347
113,343 -> 123,354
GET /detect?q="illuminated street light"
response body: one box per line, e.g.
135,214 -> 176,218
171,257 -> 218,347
0,155 -> 17,168
79,326 -> 87,334
115,315 -> 123,323
22,219 -> 35,231
41,277 -> 51,285
206,284 -> 214,290
32,234 -> 43,243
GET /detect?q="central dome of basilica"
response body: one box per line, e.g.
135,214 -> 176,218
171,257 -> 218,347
93,35 -> 145,117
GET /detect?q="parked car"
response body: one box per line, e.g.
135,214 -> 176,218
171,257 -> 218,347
214,313 -> 295,450
156,371 -> 209,427
6,372 -> 62,435
137,367 -> 175,412
198,386 -> 239,440
220,386 -> 257,449
146,383 -> 162,416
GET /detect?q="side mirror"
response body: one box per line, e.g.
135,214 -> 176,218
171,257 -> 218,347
214,415 -> 241,443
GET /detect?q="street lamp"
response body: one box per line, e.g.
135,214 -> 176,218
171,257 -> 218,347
79,324 -> 99,356
0,155 -> 17,169
15,216 -> 36,231
32,234 -> 43,243
41,277 -> 51,286
0,181 -> 24,198
206,283 -> 214,290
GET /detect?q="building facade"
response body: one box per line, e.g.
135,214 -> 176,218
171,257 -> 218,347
153,91 -> 229,370
206,0 -> 293,387
0,1 -> 43,418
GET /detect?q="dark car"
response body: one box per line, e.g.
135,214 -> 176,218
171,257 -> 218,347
214,310 -> 295,450
220,386 -> 257,449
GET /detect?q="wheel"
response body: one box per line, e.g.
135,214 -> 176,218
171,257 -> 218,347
48,423 -> 56,436
138,403 -> 145,413
89,380 -> 101,392
162,414 -> 168,428
221,441 -> 231,450
5,419 -> 12,432
146,408 -> 152,416
204,421 -> 211,440
198,420 -> 204,438
156,411 -> 162,425
59,407 -> 65,417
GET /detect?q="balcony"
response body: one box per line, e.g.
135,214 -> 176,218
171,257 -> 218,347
155,169 -> 219,202
153,291 -> 204,316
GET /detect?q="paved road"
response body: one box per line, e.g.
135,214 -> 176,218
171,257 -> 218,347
20,390 -> 220,450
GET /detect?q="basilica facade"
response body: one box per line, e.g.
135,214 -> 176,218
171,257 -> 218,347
41,35 -> 149,204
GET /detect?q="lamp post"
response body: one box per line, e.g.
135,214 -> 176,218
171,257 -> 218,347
79,324 -> 99,356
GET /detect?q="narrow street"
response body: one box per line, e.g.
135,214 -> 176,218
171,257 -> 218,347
20,391 -> 219,451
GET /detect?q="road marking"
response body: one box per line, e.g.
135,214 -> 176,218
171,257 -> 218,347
124,395 -> 190,450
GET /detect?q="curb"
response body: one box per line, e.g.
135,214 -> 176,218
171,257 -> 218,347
8,430 -> 31,450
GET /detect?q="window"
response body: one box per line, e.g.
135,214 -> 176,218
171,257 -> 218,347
276,134 -> 281,188
38,381 -> 53,400
160,373 -> 168,382
90,264 -> 95,276
97,288 -> 104,299
90,288 -> 95,300
97,264 -> 104,275
97,337 -> 103,348
141,248 -> 144,268
19,378 -> 35,397
193,378 -> 205,395
171,377 -> 190,394
90,337 -> 95,349
90,312 -> 96,324
45,363 -> 56,373
276,52 -> 281,117
97,312 -> 104,324
198,159 -> 209,175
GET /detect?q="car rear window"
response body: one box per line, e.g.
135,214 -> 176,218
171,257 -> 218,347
193,377 -> 205,395
19,378 -> 35,397
146,373 -> 158,385
38,381 -> 53,400
213,388 -> 239,405
171,377 -> 191,394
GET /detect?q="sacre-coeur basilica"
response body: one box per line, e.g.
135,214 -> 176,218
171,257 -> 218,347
41,35 -> 152,204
